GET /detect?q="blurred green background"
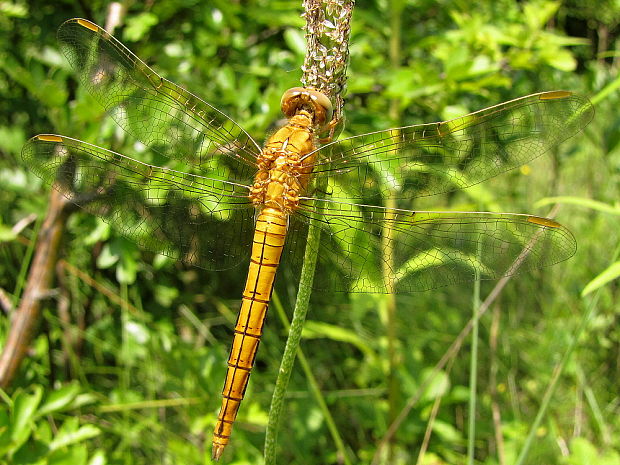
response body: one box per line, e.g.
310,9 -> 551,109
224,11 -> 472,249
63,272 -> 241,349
1,0 -> 619,464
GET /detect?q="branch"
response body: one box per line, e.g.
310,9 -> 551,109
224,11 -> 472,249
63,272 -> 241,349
0,188 -> 72,388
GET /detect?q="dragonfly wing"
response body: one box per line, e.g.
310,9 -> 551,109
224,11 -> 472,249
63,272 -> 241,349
57,18 -> 261,185
23,135 -> 254,270
290,199 -> 575,293
305,91 -> 593,202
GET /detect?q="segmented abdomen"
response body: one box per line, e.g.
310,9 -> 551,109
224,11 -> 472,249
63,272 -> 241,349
212,207 -> 288,459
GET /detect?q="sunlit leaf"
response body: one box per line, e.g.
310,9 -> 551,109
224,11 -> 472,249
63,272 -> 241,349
303,320 -> 377,359
535,196 -> 620,215
36,383 -> 81,417
582,261 -> 620,297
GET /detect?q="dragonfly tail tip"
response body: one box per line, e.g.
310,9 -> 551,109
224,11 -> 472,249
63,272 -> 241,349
212,444 -> 226,461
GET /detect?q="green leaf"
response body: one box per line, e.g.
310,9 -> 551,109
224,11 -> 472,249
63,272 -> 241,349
545,48 -> 577,72
36,383 -> 81,417
431,419 -> 462,443
117,253 -> 138,284
582,261 -> 620,297
37,79 -> 69,107
11,438 -> 49,464
215,66 -> 236,91
395,247 -> 493,284
420,368 -> 450,401
535,196 -> 620,215
88,450 -> 107,465
49,424 -> 100,451
124,321 -> 150,345
123,13 -> 159,42
0,223 -> 16,242
0,410 -> 12,456
236,77 -> 259,110
48,444 -> 89,465
83,220 -> 110,246
385,68 -> 416,97
96,244 -> 118,269
524,1 -> 560,30
11,388 -> 43,444
0,125 -> 26,155
69,394 -> 99,410
591,73 -> 620,105
302,321 -> 376,359
0,2 -> 28,17
154,284 -> 179,307
566,437 -> 620,465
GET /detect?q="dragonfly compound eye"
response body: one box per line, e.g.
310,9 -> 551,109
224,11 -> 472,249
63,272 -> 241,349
280,87 -> 333,128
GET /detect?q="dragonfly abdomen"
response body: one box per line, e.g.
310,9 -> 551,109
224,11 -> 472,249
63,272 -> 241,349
212,207 -> 288,460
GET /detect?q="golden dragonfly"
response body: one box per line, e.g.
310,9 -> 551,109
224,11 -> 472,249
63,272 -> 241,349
23,18 -> 593,460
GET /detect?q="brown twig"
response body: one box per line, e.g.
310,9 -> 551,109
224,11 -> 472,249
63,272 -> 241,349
0,288 -> 14,315
0,188 -> 73,388
11,213 -> 37,236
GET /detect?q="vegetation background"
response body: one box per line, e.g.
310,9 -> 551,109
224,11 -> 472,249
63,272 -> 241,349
0,0 -> 619,464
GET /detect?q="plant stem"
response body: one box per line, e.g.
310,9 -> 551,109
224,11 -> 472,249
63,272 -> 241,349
0,189 -> 71,388
384,1 -> 403,461
467,267 -> 481,464
13,214 -> 42,304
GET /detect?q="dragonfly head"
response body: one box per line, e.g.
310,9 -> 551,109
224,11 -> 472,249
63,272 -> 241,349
281,87 -> 333,129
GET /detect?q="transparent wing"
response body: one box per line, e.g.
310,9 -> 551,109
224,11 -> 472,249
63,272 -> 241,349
57,18 -> 261,185
22,135 -> 255,270
306,91 -> 593,202
290,198 -> 575,293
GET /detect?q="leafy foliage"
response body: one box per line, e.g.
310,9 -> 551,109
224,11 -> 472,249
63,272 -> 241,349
1,1 -> 619,464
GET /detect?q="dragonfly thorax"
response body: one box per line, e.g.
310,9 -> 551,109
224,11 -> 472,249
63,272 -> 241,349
250,110 -> 318,213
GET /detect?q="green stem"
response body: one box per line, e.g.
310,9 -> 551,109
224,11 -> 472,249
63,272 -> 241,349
514,244 -> 620,465
385,2 -> 403,461
264,186 -> 325,464
467,267 -> 481,464
271,292 -> 353,465
13,215 -> 42,303
381,193 -> 398,464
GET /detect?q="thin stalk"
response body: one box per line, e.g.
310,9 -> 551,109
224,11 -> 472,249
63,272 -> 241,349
384,1 -> 404,462
264,177 -> 326,464
416,356 -> 456,465
467,267 -> 481,464
271,292 -> 353,465
576,366 -> 611,445
381,193 -> 398,464
119,281 -> 130,424
513,244 -> 620,465
98,396 -> 203,412
489,304 -> 506,465
12,215 -> 42,303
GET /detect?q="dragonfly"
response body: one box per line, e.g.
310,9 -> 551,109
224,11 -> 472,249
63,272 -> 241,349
22,18 -> 593,461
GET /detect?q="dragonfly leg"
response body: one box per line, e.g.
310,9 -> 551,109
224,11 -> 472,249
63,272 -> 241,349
318,115 -> 342,144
